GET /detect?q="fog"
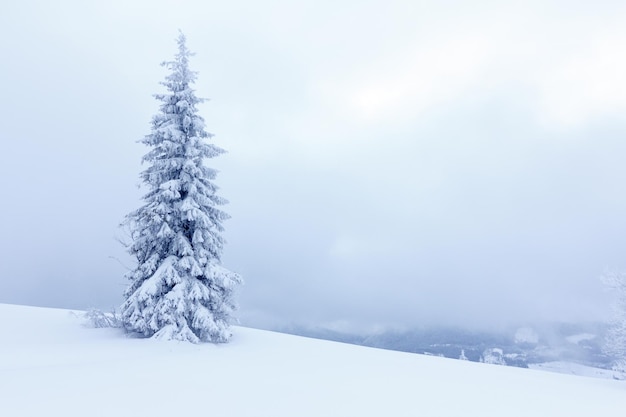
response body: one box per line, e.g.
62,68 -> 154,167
1,0 -> 626,332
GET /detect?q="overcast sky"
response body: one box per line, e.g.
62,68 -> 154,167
2,0 -> 626,332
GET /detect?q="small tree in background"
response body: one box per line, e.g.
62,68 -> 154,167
602,271 -> 626,373
480,348 -> 506,365
121,32 -> 242,343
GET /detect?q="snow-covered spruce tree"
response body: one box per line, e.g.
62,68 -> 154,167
121,32 -> 242,343
602,271 -> 626,373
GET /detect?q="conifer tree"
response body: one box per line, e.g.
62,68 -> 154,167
121,32 -> 242,343
602,271 -> 626,373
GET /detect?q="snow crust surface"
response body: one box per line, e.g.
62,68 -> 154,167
528,361 -> 622,379
0,303 -> 625,416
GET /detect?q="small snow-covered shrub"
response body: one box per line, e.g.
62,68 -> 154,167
83,309 -> 122,329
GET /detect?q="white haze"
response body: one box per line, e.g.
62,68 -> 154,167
1,0 -> 626,331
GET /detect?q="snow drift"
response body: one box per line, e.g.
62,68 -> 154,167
0,303 -> 624,416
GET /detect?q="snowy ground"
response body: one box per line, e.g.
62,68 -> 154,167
529,361 -> 623,379
1,303 -> 625,416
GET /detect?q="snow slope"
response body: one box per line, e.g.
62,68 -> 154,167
0,303 -> 624,417
529,361 -> 621,379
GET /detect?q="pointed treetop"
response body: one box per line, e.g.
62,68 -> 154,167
158,30 -> 198,91
175,29 -> 193,60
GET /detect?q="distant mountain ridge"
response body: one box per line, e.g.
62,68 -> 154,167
271,321 -> 613,372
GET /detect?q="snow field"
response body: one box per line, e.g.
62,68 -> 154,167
0,303 -> 624,416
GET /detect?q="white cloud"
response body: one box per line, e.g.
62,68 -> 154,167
329,235 -> 396,260
312,5 -> 626,131
534,30 -> 626,128
320,34 -> 494,124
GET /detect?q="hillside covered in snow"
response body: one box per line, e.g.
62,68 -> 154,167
1,303 -> 624,416
275,321 -> 617,376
